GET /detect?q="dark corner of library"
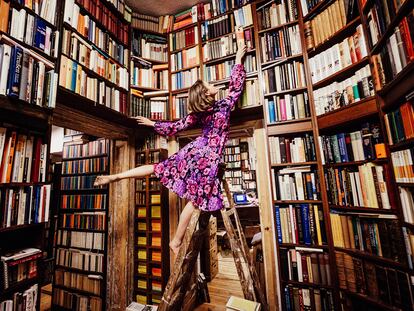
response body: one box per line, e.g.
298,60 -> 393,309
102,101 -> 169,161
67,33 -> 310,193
0,0 -> 414,310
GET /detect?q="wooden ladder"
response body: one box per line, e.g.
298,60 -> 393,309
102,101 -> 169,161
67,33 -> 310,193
158,177 -> 269,311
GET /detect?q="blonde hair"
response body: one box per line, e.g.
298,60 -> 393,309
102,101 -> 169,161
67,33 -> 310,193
188,80 -> 215,113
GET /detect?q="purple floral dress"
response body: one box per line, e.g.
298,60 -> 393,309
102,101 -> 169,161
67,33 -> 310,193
153,64 -> 246,211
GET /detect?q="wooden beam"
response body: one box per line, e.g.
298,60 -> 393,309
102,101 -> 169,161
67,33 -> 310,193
168,139 -> 179,267
106,138 -> 135,310
254,128 -> 279,311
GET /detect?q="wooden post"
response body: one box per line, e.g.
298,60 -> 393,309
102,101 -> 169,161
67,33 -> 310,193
254,128 -> 279,311
168,138 -> 180,267
106,138 -> 135,311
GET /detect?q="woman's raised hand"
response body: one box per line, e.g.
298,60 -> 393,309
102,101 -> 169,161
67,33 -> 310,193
132,116 -> 156,127
235,43 -> 247,65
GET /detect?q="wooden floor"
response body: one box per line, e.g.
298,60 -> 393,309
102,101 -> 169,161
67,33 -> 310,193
41,252 -> 242,310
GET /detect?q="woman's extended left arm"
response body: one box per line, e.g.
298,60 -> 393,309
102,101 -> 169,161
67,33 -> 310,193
153,113 -> 200,137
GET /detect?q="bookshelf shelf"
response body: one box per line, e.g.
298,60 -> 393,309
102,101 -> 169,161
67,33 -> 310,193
279,243 -> 329,249
257,20 -> 299,34
388,137 -> 414,152
62,154 -> 109,161
0,181 -> 50,187
403,222 -> 414,231
131,85 -> 168,92
131,27 -> 166,37
0,96 -> 53,121
0,276 -> 40,298
267,120 -> 313,136
267,117 -> 312,127
52,284 -> 102,299
261,53 -> 303,68
55,244 -> 105,254
171,22 -> 198,33
282,279 -> 334,290
312,57 -> 369,89
369,0 -> 414,55
202,25 -> 254,43
264,87 -> 308,97
317,96 -> 378,129
307,17 -> 361,57
54,265 -> 104,276
303,0 -> 335,21
212,72 -> 259,85
396,183 -> 414,187
204,49 -> 256,65
0,223 -> 45,234
273,200 -> 323,204
271,161 -> 318,167
341,289 -> 401,311
323,158 -> 387,167
170,43 -> 199,54
329,205 -> 397,214
57,227 -> 106,233
171,87 -> 190,95
171,64 -> 201,74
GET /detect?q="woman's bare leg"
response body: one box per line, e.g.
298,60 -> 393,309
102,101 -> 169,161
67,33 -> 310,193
169,201 -> 196,254
94,164 -> 155,186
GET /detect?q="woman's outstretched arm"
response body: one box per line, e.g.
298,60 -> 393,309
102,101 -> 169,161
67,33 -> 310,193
134,113 -> 199,137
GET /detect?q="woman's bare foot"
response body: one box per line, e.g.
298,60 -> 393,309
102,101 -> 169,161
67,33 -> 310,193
169,239 -> 181,255
94,175 -> 114,186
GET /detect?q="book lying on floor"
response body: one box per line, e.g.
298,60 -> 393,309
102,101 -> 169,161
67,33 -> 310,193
126,302 -> 158,311
226,296 -> 261,311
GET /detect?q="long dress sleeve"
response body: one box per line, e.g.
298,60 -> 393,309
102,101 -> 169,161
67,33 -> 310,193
219,64 -> 246,111
154,113 -> 199,137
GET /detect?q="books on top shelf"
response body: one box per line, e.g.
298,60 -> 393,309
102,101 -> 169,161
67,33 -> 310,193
169,26 -> 199,52
204,55 -> 256,82
61,30 -> 129,90
268,134 -> 316,164
330,213 -> 406,262
171,67 -> 199,90
280,248 -> 332,285
132,12 -> 172,34
304,0 -> 359,50
371,11 -> 414,91
131,63 -> 168,90
384,100 -> 414,145
256,0 -> 298,30
132,32 -> 168,62
53,287 -> 103,310
263,61 -> 306,94
308,25 -> 368,85
209,0 -> 252,18
265,92 -> 310,123
172,8 -> 194,31
233,4 -> 253,28
0,42 -> 58,108
0,284 -> 38,311
271,166 -> 320,201
283,285 -> 334,311
201,14 -> 236,42
275,204 -> 327,246
170,46 -> 200,72
260,24 -> 302,62
335,250 -> 413,310
313,65 -> 374,116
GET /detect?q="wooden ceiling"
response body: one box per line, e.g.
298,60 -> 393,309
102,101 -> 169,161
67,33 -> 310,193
125,0 -> 201,16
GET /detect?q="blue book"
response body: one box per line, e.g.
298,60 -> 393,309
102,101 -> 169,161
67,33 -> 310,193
300,204 -> 311,245
34,18 -> 47,51
33,186 -> 40,223
274,205 -> 282,243
337,133 -> 349,162
284,287 -> 292,311
71,62 -> 77,92
268,100 -> 276,123
7,46 -> 23,98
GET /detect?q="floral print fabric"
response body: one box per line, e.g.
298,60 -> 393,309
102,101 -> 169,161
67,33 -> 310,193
153,64 -> 246,211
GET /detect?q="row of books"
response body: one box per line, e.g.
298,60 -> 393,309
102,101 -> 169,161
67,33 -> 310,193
170,46 -> 199,71
335,251 -> 413,309
208,0 -> 252,18
171,95 -> 188,119
403,227 -> 414,268
265,92 -> 310,124
169,26 -> 199,52
137,220 -> 162,232
53,287 -> 103,310
325,164 -> 391,209
136,179 -> 161,192
304,0 -> 357,50
56,248 -> 104,273
401,187 -> 414,231
136,264 -> 162,277
0,284 -> 38,311
137,235 -> 161,247
260,25 -> 302,62
0,43 -> 58,108
54,269 -> 102,295
299,0 -> 324,16
256,0 -> 298,31
0,185 -> 51,228
365,0 -> 411,47
204,56 -> 256,82
237,78 -> 260,108
137,248 -> 161,262
131,65 -> 168,90
59,55 -> 128,113
7,6 -> 59,57
313,65 -> 374,116
263,61 -> 306,94
62,139 -> 108,159
137,134 -> 167,150
131,12 -> 171,34
280,248 -> 332,285
137,205 -> 161,218
201,15 -> 237,42
371,12 -> 414,90
64,0 -> 129,46
271,166 -> 320,201
132,33 -> 168,62
61,175 -> 103,190
309,26 -> 368,85
275,204 -> 327,246
62,157 -> 108,175
283,285 -> 334,311
233,4 -> 254,28
137,277 -> 162,292
268,134 -> 316,164
61,212 -> 106,230
171,67 -> 199,90
330,214 -> 405,261
56,230 -> 106,250
0,248 -> 41,290
319,123 -> 383,164
203,30 -> 254,62
61,32 -> 129,90
8,0 -> 58,25
130,95 -> 168,120
384,100 -> 414,145
391,148 -> 414,183
0,129 -> 48,183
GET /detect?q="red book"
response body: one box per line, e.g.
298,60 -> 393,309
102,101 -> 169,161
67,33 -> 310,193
285,139 -> 291,163
400,18 -> 414,61
31,137 -> 42,183
301,254 -> 309,282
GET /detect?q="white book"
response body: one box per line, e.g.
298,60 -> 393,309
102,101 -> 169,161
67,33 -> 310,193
389,33 -> 403,74
18,9 -> 27,42
35,62 -> 46,106
0,44 -> 12,95
24,136 -> 34,182
63,0 -> 74,25
349,172 -> 360,207
289,205 -> 297,244
6,189 -> 13,227
353,172 -> 365,207
0,127 -> 7,167
17,135 -> 27,182
296,250 -> 303,282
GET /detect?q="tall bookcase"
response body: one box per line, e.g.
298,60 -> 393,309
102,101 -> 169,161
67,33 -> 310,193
52,138 -> 110,310
134,143 -> 169,305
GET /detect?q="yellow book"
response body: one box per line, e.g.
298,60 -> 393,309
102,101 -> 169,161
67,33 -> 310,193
138,208 -> 146,218
226,296 -> 261,311
137,236 -> 147,246
137,280 -> 147,289
138,222 -> 147,231
152,220 -> 161,232
151,206 -> 161,218
138,263 -> 147,274
151,194 -> 161,204
313,205 -> 322,245
136,295 -> 147,304
138,249 -> 147,260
